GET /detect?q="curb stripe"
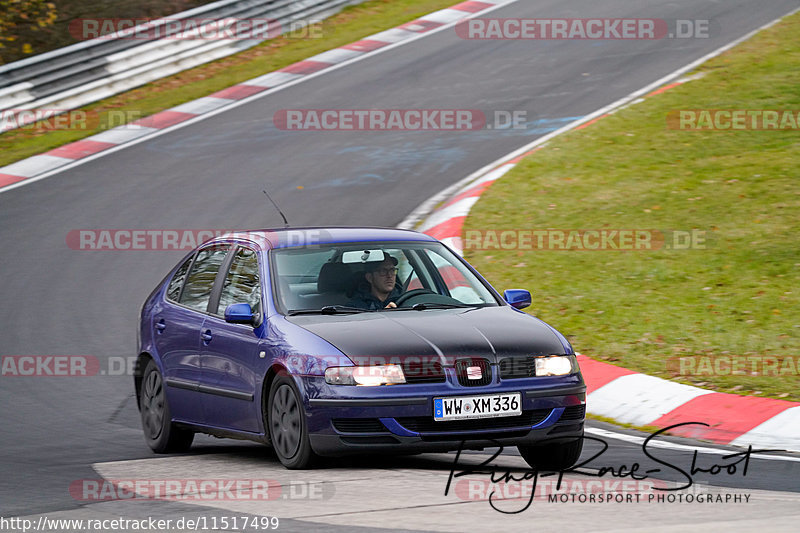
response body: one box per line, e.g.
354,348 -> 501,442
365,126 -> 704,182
648,393 -> 795,444
170,96 -> 231,115
424,215 -> 466,242
87,125 -> 158,144
441,180 -> 494,209
278,60 -> 332,75
588,374 -> 715,427
0,174 -> 25,187
1,154 -> 74,177
575,354 -> 636,394
210,84 -> 267,100
133,110 -> 196,129
730,406 -> 800,450
45,140 -> 117,159
418,197 -> 478,233
575,113 -> 610,130
341,39 -> 391,52
399,20 -> 445,33
452,1 -> 496,13
648,81 -> 683,97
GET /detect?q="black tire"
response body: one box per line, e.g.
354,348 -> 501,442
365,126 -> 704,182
267,374 -> 317,469
139,360 -> 194,453
517,437 -> 583,471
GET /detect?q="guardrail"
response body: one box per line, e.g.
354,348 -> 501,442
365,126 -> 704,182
0,0 -> 365,132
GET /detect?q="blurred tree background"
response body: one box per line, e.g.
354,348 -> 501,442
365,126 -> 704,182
0,0 -> 212,65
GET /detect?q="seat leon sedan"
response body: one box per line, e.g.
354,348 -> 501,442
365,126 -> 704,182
135,227 -> 586,469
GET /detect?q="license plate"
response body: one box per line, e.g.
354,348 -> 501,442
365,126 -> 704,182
433,392 -> 521,421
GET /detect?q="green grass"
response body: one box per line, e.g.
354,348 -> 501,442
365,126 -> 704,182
0,0 -> 462,167
464,12 -> 800,402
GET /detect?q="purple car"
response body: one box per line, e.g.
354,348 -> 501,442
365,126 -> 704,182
136,227 -> 585,469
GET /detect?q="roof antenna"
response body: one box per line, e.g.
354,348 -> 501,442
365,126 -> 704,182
262,189 -> 289,228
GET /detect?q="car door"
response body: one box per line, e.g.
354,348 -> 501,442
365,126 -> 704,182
199,245 -> 264,432
153,243 -> 231,423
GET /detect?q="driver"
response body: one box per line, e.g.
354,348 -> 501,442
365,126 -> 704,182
347,255 -> 401,310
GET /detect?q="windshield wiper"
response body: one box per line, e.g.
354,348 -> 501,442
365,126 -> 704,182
288,305 -> 367,315
408,302 -> 472,311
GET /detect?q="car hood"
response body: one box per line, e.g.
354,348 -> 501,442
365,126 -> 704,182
285,305 -> 567,365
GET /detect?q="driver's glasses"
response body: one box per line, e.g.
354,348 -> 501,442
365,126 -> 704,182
375,267 -> 398,277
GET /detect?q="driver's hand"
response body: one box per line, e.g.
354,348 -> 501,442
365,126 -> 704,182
385,302 -> 397,309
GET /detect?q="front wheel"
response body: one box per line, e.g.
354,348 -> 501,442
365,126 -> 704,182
139,360 -> 194,453
267,374 -> 317,469
517,437 -> 583,471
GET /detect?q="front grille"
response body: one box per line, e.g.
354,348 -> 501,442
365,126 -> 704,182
332,418 -> 388,433
454,358 -> 492,387
396,409 -> 551,433
560,405 -> 586,421
403,361 -> 446,384
499,357 -> 535,379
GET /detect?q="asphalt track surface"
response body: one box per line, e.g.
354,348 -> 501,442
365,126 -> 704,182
1,0 -> 799,530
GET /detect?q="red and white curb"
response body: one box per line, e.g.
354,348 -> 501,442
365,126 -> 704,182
0,0 -> 510,192
400,8 -> 800,452
579,355 -> 800,451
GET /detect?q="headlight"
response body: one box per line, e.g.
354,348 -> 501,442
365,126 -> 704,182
535,355 -> 575,376
325,365 -> 406,386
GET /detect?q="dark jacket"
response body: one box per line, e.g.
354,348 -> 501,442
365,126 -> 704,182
346,286 -> 401,310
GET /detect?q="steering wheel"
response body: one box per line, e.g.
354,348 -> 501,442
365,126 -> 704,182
394,288 -> 437,307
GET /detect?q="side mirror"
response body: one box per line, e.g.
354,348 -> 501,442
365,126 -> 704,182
225,303 -> 256,325
503,289 -> 531,310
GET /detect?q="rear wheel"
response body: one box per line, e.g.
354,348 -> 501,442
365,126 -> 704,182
517,436 -> 583,471
267,374 -> 317,469
139,360 -> 194,453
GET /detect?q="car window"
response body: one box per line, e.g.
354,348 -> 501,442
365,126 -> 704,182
216,247 -> 261,316
166,254 -> 194,302
273,248 -> 337,308
401,249 -> 434,291
422,248 -> 487,304
271,242 -> 498,312
179,244 -> 230,312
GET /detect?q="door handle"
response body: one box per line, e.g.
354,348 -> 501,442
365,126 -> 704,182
201,330 -> 213,344
155,319 -> 166,333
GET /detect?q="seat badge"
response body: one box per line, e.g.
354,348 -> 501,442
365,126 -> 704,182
466,366 -> 482,380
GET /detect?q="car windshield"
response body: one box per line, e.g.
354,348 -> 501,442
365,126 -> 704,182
271,241 -> 500,313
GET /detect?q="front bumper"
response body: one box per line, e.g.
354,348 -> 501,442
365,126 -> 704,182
301,375 -> 586,456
